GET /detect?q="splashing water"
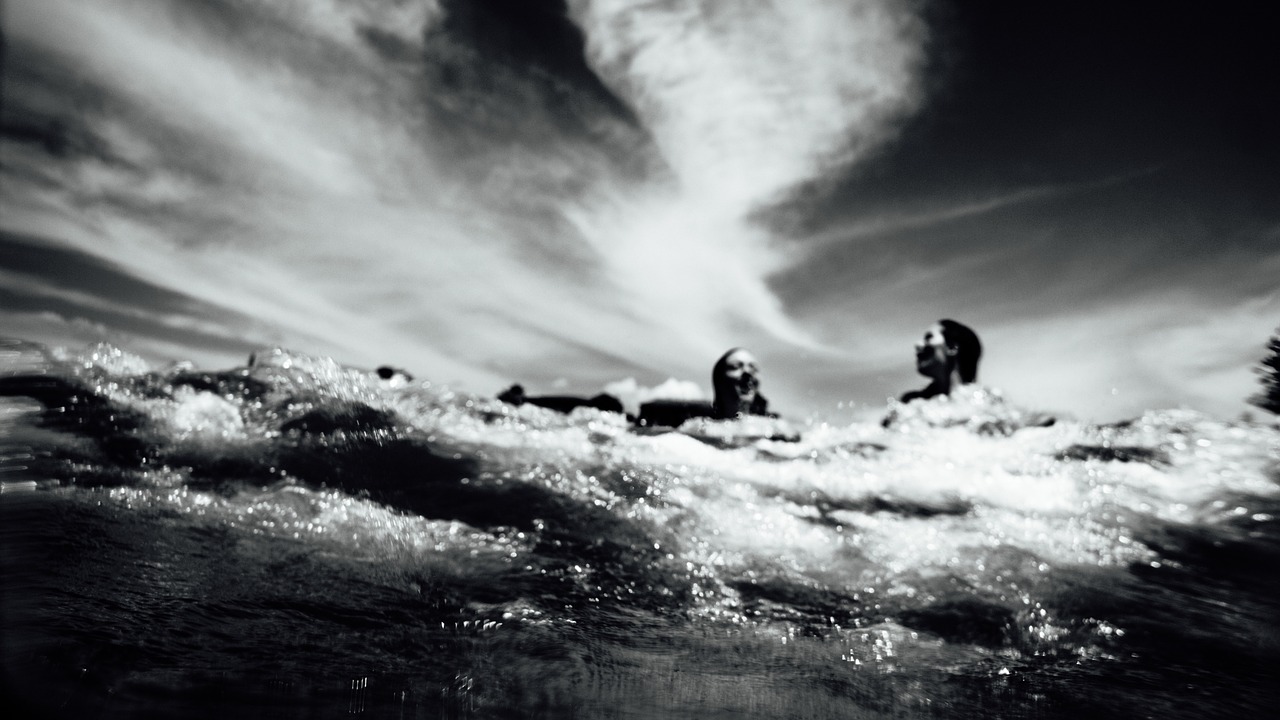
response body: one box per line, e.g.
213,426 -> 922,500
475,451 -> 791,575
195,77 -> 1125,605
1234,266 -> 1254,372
2,338 -> 1277,719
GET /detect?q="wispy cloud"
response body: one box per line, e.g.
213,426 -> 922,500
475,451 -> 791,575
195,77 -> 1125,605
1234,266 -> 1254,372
0,231 -> 269,360
3,0 -> 930,393
4,0 -> 1275,421
795,165 -> 1167,253
570,0 -> 927,208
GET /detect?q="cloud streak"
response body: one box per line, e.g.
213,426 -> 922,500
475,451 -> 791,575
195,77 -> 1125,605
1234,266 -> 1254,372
3,0 -> 1276,421
3,0 -> 930,392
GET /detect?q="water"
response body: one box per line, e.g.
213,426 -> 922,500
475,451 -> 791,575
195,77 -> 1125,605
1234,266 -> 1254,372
2,338 -> 1277,719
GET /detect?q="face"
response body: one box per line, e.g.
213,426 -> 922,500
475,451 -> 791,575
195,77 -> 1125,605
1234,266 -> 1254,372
914,323 -> 954,377
719,349 -> 760,403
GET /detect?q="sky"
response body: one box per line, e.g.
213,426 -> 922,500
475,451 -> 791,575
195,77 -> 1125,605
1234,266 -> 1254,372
1,0 -> 1277,422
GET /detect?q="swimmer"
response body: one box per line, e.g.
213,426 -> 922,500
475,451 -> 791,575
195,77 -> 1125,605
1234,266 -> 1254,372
637,347 -> 795,442
711,348 -> 773,419
376,365 -> 414,387
637,348 -> 775,426
900,319 -> 981,403
497,384 -> 624,415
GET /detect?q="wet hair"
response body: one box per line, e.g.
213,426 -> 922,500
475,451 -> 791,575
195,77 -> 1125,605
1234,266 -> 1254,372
938,319 -> 982,383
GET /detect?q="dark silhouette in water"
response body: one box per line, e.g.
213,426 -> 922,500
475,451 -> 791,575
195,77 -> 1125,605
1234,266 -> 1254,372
376,365 -> 414,383
901,319 -> 982,402
637,348 -> 775,427
497,384 -> 625,415
635,398 -> 713,427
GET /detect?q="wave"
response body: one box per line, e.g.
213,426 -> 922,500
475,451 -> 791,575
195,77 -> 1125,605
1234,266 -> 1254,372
2,337 -> 1278,718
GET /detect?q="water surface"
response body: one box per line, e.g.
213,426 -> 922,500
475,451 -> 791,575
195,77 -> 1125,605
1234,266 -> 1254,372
2,340 -> 1277,718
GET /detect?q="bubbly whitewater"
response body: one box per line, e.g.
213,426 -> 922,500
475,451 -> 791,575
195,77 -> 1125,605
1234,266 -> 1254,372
2,339 -> 1277,719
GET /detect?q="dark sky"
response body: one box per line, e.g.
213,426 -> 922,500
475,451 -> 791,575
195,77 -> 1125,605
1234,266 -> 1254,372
2,0 -> 1277,420
903,1 -> 1272,171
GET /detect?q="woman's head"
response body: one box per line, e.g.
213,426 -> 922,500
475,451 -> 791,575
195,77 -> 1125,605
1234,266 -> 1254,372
712,348 -> 761,418
914,319 -> 982,383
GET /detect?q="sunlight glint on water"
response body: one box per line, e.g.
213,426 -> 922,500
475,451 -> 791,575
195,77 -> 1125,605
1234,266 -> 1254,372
1,341 -> 1277,719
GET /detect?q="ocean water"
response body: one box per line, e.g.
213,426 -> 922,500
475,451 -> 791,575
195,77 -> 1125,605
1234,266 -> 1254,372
2,339 -> 1277,720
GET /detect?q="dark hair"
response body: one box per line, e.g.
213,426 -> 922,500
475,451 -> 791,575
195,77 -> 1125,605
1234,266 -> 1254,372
939,319 -> 982,383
